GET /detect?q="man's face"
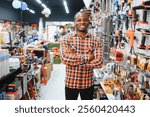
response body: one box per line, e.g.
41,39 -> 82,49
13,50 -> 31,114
42,29 -> 46,33
75,14 -> 90,32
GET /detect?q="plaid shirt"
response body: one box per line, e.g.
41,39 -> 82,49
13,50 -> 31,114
60,31 -> 103,89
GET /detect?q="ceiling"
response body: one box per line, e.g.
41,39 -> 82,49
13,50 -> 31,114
3,0 -> 85,21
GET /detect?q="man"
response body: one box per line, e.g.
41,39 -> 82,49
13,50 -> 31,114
38,29 -> 49,50
60,9 -> 103,100
59,25 -> 66,37
38,29 -> 47,41
18,29 -> 26,45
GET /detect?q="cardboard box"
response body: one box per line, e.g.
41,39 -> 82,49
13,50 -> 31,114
137,55 -> 149,71
46,50 -> 51,63
51,62 -> 53,71
45,63 -> 51,81
130,54 -> 137,65
147,59 -> 150,72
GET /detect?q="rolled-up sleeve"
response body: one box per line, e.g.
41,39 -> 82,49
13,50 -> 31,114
86,39 -> 103,69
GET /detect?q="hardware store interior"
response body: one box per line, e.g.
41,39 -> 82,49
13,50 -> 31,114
0,0 -> 150,100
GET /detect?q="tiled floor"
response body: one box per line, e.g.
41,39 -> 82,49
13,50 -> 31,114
39,64 -> 66,100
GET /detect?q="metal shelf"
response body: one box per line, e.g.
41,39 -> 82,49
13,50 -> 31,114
0,67 -> 21,89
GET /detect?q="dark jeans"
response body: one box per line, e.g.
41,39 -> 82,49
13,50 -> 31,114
65,85 -> 94,100
43,45 -> 49,50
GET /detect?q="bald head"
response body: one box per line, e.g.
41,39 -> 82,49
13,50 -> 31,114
74,9 -> 91,20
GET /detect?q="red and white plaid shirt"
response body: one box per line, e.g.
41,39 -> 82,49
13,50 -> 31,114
60,31 -> 103,89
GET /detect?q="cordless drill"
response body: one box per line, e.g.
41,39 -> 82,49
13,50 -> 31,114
126,30 -> 135,53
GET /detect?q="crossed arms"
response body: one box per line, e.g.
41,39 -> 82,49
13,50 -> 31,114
60,38 -> 103,69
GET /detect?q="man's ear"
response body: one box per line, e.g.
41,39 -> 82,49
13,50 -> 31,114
89,16 -> 92,25
73,22 -> 76,27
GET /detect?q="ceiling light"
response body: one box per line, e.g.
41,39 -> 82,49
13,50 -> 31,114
29,9 -> 35,14
35,0 -> 51,16
36,0 -> 42,4
63,0 -> 69,14
26,8 -> 35,14
41,3 -> 47,8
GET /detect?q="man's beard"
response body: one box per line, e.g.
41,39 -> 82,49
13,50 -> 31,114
76,28 -> 87,32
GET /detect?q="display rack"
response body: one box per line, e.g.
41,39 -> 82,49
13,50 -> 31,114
90,0 -> 150,100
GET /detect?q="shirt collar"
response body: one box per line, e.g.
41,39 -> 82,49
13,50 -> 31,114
72,30 -> 91,38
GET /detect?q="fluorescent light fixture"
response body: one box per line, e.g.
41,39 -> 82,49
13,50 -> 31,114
63,0 -> 69,14
41,3 -> 47,8
36,0 -> 42,4
29,9 -> 35,14
35,0 -> 51,16
26,8 -> 35,14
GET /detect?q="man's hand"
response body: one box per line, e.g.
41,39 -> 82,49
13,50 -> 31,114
88,52 -> 94,61
68,48 -> 94,61
68,48 -> 75,53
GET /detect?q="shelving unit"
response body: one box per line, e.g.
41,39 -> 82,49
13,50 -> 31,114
0,46 -> 52,100
100,82 -> 120,100
0,67 -> 21,89
90,0 -> 150,100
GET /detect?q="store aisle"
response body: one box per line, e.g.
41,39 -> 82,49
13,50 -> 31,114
39,64 -> 66,100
